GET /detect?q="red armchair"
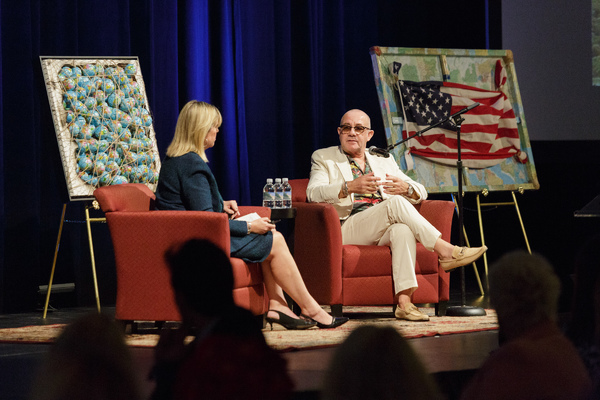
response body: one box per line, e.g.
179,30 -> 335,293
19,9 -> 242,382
289,179 -> 455,316
93,183 -> 268,325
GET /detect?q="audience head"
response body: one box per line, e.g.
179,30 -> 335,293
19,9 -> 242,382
29,312 -> 141,400
322,325 -> 444,400
489,250 -> 561,340
166,100 -> 222,161
165,238 -> 235,318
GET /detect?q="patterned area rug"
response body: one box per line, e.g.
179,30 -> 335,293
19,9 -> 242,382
0,307 -> 497,352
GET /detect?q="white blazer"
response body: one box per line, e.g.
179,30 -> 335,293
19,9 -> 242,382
306,146 -> 428,220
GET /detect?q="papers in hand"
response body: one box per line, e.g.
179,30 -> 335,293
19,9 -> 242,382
235,212 -> 261,222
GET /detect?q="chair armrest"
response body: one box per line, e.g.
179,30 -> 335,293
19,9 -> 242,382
238,206 -> 271,219
292,202 -> 343,304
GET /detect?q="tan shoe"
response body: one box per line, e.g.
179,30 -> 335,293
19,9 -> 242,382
395,303 -> 430,321
439,245 -> 488,272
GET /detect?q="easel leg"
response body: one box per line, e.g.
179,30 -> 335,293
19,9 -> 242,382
476,194 -> 490,291
451,194 -> 485,296
477,191 -> 533,290
43,203 -> 67,319
85,206 -> 101,313
512,191 -> 532,254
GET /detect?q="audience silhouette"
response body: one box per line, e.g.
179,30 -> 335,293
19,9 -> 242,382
321,324 -> 444,400
460,250 -> 592,400
565,233 -> 600,398
29,312 -> 142,400
149,238 -> 293,400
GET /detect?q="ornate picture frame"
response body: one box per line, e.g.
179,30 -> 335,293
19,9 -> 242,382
40,56 -> 161,201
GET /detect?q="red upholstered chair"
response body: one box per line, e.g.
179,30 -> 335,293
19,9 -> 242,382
289,179 -> 455,316
93,183 -> 268,325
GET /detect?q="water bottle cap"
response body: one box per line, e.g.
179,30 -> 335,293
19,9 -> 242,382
267,178 -> 273,183
275,178 -> 281,183
282,177 -> 288,182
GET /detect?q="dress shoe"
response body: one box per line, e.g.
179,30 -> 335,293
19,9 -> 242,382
395,303 -> 429,321
439,245 -> 487,272
301,314 -> 349,329
265,310 -> 317,330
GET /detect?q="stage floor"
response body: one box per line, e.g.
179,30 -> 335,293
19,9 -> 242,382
0,289 -> 496,400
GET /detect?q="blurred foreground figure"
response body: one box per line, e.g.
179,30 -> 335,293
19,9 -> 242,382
461,250 -> 592,400
29,312 -> 142,400
150,238 -> 293,400
322,325 -> 444,400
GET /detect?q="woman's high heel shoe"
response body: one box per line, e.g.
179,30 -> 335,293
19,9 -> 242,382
301,314 -> 349,329
265,310 -> 317,330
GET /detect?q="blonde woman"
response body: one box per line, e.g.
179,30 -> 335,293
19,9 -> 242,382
155,100 -> 348,329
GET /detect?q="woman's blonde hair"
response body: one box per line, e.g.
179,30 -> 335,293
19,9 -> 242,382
166,100 -> 222,162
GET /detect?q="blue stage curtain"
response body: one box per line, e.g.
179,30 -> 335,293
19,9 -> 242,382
0,0 -> 497,312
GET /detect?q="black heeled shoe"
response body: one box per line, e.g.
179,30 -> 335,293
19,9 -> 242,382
265,310 -> 317,330
301,314 -> 349,329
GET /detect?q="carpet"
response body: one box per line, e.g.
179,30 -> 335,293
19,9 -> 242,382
0,307 -> 497,352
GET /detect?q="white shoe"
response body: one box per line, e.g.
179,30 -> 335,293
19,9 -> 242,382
395,303 -> 429,321
439,245 -> 487,272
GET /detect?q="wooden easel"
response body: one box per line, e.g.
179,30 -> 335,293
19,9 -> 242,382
475,188 -> 532,290
451,188 -> 532,294
42,201 -> 105,318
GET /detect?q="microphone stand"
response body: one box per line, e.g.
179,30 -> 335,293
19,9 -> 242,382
444,113 -> 486,317
388,104 -> 486,317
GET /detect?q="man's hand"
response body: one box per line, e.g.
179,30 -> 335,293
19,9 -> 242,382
223,200 -> 240,219
347,172 -> 381,195
382,173 -> 418,199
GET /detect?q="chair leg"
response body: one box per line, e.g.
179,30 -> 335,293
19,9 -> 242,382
330,304 -> 343,317
435,301 -> 448,317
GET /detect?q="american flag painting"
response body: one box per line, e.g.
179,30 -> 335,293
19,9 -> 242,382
397,80 -> 525,169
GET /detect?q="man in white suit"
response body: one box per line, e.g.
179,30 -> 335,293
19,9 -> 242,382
307,109 -> 487,321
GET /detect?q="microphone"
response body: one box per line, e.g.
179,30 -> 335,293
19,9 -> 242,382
368,146 -> 390,158
453,102 -> 481,117
464,102 -> 480,112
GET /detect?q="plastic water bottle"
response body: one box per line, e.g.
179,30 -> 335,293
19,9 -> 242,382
274,178 -> 283,208
262,178 -> 275,208
282,177 -> 292,208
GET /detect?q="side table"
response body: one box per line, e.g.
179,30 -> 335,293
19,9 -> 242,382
269,207 -> 297,254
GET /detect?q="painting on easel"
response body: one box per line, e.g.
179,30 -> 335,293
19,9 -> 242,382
370,47 -> 539,194
40,56 -> 161,201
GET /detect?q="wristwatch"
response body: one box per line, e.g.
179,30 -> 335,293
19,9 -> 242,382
342,181 -> 349,197
406,184 -> 414,196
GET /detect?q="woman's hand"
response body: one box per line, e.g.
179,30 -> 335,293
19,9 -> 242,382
249,217 -> 276,234
223,200 -> 240,219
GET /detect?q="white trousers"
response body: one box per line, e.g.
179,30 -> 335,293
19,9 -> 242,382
340,196 -> 441,295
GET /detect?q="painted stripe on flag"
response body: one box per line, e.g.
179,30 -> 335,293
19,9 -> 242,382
398,80 -> 521,168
